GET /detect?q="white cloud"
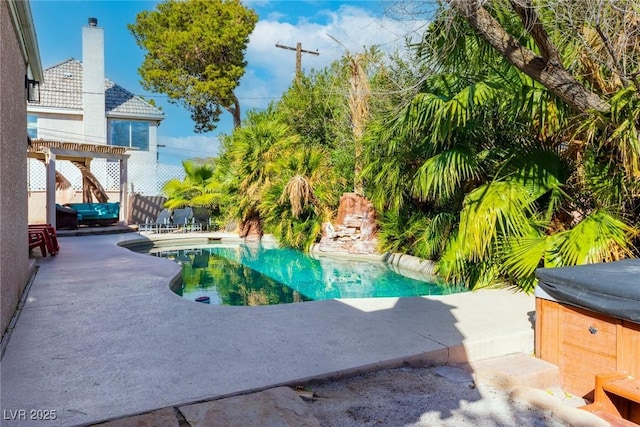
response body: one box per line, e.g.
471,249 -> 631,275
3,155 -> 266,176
237,4 -> 429,112
159,3 -> 429,157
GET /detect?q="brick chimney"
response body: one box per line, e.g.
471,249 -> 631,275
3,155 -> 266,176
82,17 -> 106,145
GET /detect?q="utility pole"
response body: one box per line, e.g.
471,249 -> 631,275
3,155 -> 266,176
275,42 -> 319,84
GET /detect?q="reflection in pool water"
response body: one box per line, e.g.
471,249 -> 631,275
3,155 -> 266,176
153,243 -> 464,306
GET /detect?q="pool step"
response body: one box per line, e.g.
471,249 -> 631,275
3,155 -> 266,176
461,352 -> 561,391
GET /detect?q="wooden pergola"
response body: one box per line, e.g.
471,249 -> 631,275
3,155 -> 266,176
27,140 -> 130,228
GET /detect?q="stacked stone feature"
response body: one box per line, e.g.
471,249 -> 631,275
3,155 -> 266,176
318,193 -> 378,254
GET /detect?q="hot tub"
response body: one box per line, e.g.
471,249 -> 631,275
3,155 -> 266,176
534,259 -> 640,400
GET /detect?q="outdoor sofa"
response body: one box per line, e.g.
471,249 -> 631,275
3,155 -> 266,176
64,202 -> 120,226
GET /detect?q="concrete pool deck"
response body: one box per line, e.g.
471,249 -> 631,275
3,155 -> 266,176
1,232 -> 536,426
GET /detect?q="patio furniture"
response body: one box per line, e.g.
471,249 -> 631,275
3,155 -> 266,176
139,207 -> 202,233
191,207 -> 211,231
29,224 -> 60,256
139,209 -> 172,233
29,230 -> 47,257
64,202 -> 120,226
172,207 -> 192,225
56,204 -> 79,230
184,217 -> 203,233
170,207 -> 199,233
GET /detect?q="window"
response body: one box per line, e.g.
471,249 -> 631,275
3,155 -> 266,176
109,120 -> 149,151
27,115 -> 37,139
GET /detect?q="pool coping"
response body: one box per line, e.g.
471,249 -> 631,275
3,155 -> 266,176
1,232 -> 535,426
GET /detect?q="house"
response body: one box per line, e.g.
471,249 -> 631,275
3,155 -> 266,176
1,0 -> 43,338
26,18 -> 167,224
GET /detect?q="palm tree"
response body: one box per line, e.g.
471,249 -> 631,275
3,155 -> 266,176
259,146 -> 339,250
363,10 -> 638,291
222,110 -> 299,239
163,160 -> 228,224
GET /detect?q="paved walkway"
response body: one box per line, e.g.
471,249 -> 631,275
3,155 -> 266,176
0,233 -> 535,426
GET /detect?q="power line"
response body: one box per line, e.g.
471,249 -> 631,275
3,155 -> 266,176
275,42 -> 319,84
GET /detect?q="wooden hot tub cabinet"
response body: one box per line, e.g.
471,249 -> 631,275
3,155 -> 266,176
535,297 -> 640,400
535,259 -> 640,401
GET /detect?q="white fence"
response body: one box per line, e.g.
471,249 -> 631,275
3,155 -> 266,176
28,159 -> 185,196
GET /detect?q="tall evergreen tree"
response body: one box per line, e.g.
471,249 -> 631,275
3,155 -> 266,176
129,0 -> 257,131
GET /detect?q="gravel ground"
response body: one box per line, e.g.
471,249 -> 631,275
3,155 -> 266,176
302,366 -> 569,427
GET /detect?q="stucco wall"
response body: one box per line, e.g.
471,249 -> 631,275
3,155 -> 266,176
0,1 -> 35,335
36,112 -> 84,142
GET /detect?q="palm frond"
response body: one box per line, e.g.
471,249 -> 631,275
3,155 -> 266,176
458,180 -> 534,261
281,175 -> 313,218
499,232 -> 547,292
414,212 -> 457,260
554,210 -> 637,265
412,145 -> 479,202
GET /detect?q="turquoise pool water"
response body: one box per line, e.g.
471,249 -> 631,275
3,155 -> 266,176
152,243 -> 465,306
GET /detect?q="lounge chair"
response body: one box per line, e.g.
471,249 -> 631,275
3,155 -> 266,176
170,208 -> 197,233
192,207 -> 211,231
176,207 -> 204,232
152,208 -> 188,233
185,220 -> 203,233
139,209 -> 172,233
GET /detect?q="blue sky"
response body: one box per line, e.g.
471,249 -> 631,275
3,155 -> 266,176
30,0 -> 427,164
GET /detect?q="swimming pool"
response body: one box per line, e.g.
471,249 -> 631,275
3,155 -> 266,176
151,243 -> 465,306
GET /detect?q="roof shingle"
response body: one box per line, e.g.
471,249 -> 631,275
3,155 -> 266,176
38,59 -> 164,119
